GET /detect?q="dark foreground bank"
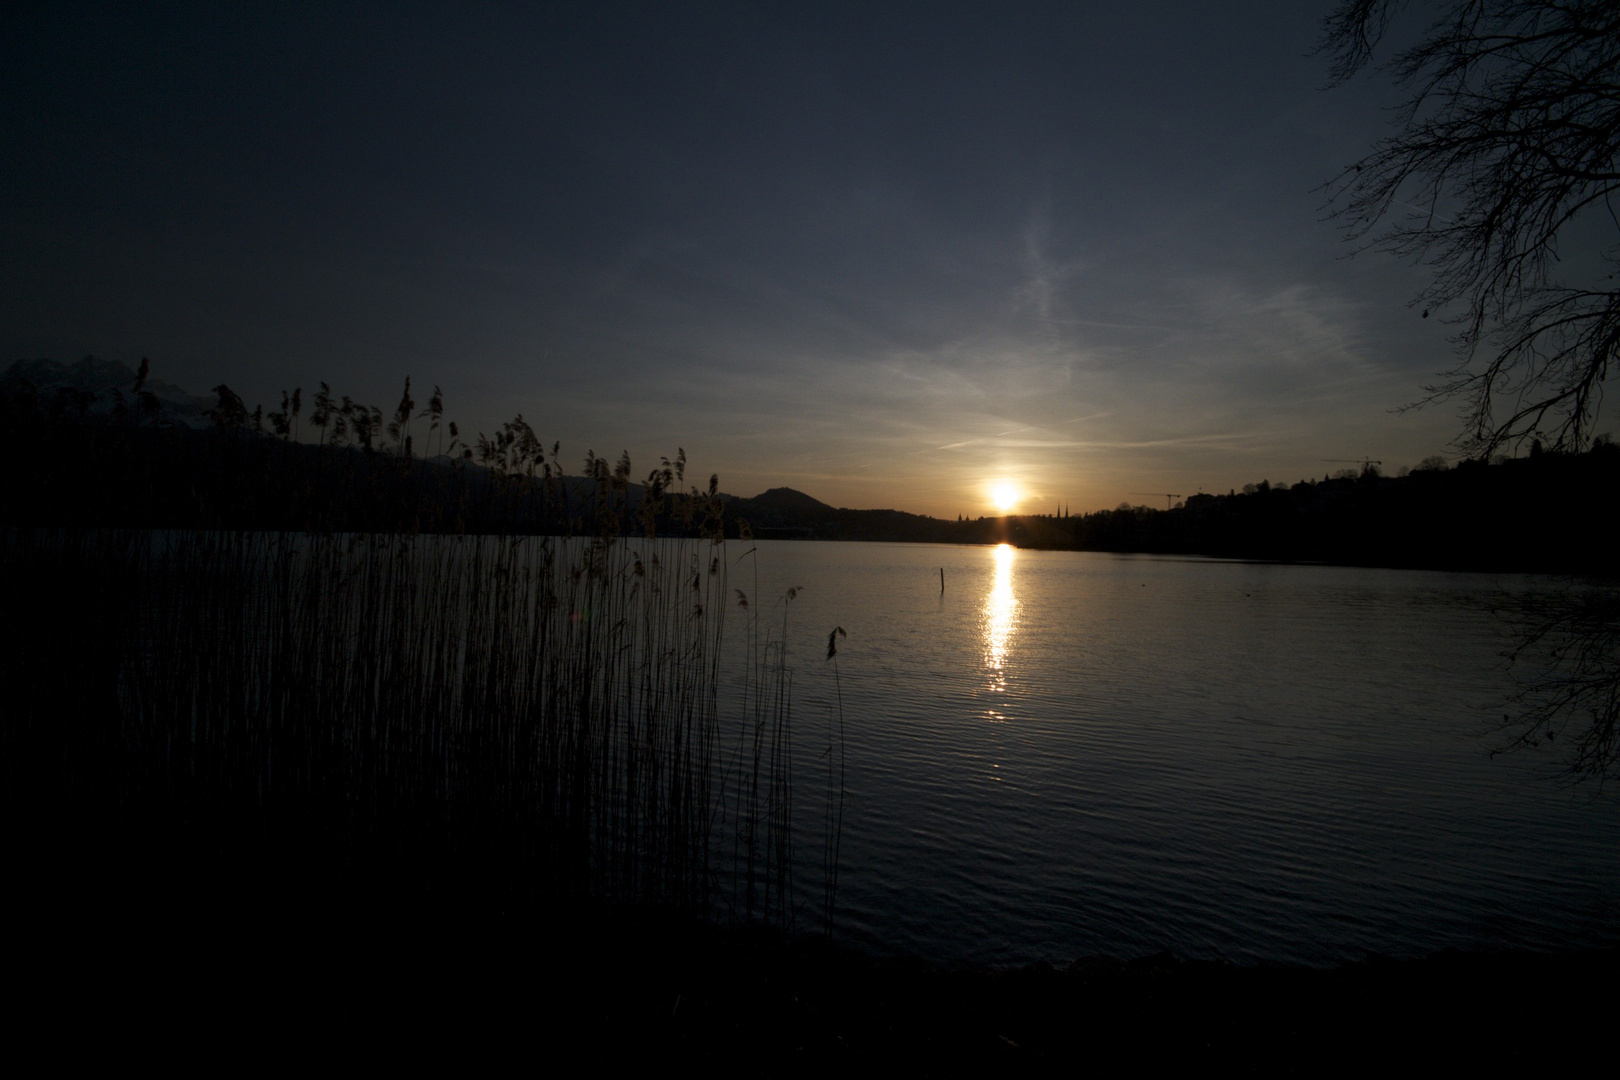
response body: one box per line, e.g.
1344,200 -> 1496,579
12,883 -> 1615,1075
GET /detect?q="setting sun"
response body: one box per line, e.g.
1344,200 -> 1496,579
990,483 -> 1019,513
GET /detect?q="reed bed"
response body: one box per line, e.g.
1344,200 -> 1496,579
1,371 -> 838,931
2,521 -> 827,928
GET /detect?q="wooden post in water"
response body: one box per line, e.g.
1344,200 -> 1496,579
939,567 -> 945,593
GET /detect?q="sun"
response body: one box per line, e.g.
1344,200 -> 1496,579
990,483 -> 1020,513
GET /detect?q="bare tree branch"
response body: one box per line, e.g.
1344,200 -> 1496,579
1323,0 -> 1620,457
1495,588 -> 1620,787
1327,3 -> 1620,785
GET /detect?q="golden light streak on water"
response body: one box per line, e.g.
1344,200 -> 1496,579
982,543 -> 1018,693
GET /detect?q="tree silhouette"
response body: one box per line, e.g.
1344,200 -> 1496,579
1326,2 -> 1620,784
1323,0 -> 1619,457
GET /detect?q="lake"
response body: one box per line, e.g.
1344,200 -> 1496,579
715,539 -> 1620,967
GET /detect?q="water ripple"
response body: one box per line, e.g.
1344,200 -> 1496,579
730,541 -> 1620,966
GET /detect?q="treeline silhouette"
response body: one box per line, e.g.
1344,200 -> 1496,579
1002,451 -> 1618,574
721,456 -> 1618,575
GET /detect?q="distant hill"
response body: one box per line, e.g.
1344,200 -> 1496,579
0,358 -> 703,534
736,487 -> 836,518
723,487 -> 966,543
724,488 -> 834,537
1,356 -> 212,424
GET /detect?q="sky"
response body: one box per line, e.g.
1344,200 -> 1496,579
3,1 -> 1500,517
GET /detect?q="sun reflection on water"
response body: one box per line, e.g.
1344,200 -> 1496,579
982,543 -> 1018,691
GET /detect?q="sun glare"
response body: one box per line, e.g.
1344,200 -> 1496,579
990,483 -> 1019,513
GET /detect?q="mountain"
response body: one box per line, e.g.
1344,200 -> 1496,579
725,487 -> 962,543
738,487 -> 836,518
1,356 -> 212,424
725,487 -> 837,535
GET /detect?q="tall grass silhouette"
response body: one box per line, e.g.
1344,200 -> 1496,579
1,370 -> 839,931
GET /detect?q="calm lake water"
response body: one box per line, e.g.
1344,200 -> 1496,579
717,540 -> 1620,967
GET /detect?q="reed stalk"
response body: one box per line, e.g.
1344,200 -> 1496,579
1,370 -> 841,930
2,519 -> 826,927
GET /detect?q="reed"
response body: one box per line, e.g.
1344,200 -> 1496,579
3,481 -> 837,935
0,368 -> 842,930
720,527 -> 802,926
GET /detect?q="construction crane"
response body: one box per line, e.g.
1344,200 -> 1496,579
1129,492 -> 1182,510
1321,458 -> 1383,477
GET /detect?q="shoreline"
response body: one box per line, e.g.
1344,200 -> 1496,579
18,886 -> 1616,1071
